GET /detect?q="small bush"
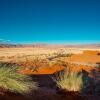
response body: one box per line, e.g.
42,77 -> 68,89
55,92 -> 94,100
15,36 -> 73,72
21,56 -> 46,72
96,62 -> 100,67
0,63 -> 38,94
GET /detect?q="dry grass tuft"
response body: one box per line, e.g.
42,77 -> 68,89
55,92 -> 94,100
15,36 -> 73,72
56,72 -> 83,92
53,64 -> 84,92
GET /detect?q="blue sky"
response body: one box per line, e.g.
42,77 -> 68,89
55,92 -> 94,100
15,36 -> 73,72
0,0 -> 100,44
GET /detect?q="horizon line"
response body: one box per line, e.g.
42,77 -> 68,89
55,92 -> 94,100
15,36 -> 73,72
0,40 -> 100,45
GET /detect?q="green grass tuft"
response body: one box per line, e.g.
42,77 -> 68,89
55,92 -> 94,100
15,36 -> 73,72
0,63 -> 38,94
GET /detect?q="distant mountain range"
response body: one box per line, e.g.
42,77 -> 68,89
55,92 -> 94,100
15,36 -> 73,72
0,43 -> 100,48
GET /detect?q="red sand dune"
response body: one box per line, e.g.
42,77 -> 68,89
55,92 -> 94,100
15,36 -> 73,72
83,50 -> 100,55
67,50 -> 100,63
20,65 -> 64,75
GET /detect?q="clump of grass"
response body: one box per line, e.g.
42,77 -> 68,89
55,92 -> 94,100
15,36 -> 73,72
0,63 -> 38,94
54,71 -> 83,92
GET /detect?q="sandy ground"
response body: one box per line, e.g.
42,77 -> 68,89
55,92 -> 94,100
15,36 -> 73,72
0,47 -> 82,62
0,47 -> 100,62
0,47 -> 99,74
0,47 -> 100,100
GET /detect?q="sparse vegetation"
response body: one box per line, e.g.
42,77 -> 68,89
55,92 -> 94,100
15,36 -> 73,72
0,47 -> 99,100
47,52 -> 72,61
96,62 -> 100,67
21,56 -> 48,72
0,63 -> 38,94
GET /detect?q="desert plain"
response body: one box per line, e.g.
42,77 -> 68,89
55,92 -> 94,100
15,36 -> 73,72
0,45 -> 100,100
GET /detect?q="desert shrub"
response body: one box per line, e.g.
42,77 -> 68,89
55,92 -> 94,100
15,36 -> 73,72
0,56 -> 5,60
48,52 -> 73,61
96,62 -> 100,67
22,56 -> 48,72
0,63 -> 38,94
54,71 -> 83,92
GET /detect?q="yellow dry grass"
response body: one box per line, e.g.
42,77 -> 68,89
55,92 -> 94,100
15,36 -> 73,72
0,47 -> 83,62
